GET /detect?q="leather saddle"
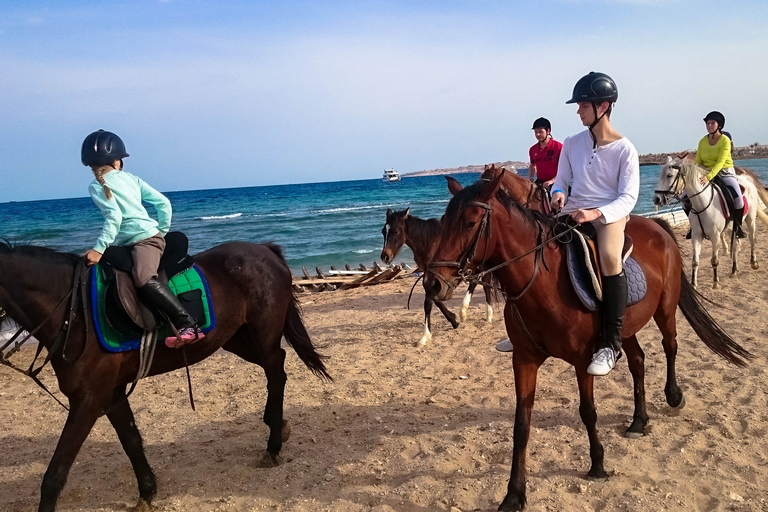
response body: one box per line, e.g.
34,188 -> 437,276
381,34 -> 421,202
710,178 -> 748,222
100,232 -> 195,337
556,221 -> 647,311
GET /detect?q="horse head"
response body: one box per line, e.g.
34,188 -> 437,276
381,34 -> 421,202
425,172 -> 505,302
654,156 -> 686,207
380,207 -> 410,264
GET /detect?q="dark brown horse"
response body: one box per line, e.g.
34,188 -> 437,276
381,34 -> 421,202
424,171 -> 751,511
380,207 -> 496,346
0,241 -> 331,512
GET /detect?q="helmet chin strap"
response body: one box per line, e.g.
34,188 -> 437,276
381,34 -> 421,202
588,102 -> 609,149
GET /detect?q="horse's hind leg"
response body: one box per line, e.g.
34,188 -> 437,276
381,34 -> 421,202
39,395 -> 108,512
482,275 -> 494,323
106,387 -> 157,511
622,335 -> 649,438
748,213 -> 759,269
223,325 -> 288,466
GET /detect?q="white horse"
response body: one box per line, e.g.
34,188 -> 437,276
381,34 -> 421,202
653,156 -> 768,288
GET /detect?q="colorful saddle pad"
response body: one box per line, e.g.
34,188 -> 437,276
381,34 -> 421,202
90,264 -> 216,352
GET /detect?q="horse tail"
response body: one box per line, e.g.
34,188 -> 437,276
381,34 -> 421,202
263,243 -> 333,381
737,166 -> 768,209
283,294 -> 333,381
677,269 -> 752,367
651,218 -> 752,366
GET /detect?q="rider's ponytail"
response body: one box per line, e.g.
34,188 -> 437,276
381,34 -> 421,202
91,165 -> 114,200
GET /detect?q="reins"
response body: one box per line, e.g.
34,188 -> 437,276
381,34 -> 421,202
0,260 -> 91,411
425,186 -> 581,357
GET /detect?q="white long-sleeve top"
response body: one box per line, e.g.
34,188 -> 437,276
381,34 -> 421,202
551,130 -> 640,224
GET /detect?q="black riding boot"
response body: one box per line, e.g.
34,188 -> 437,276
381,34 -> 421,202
601,270 -> 627,354
138,277 -> 196,329
683,198 -> 693,239
587,270 -> 627,376
732,207 -> 747,239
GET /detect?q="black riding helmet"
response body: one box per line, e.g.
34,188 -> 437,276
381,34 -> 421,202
532,117 -> 552,131
566,72 -> 618,104
567,72 -> 618,148
81,130 -> 129,166
703,111 -> 725,131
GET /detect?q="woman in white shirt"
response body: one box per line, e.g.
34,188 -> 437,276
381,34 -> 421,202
551,72 -> 640,376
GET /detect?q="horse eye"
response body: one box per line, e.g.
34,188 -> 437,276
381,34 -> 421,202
465,221 -> 477,230
666,174 -> 673,178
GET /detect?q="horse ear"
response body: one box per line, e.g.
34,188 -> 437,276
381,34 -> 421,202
386,208 -> 392,218
666,155 -> 674,165
404,207 -> 410,219
478,168 -> 505,203
446,176 -> 463,196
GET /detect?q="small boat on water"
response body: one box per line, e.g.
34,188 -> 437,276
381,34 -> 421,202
382,168 -> 401,182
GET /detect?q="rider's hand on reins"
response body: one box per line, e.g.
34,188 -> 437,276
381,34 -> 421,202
569,208 -> 602,224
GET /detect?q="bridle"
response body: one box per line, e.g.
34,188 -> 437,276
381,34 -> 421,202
425,189 -> 580,355
428,201 -> 493,287
655,164 -> 716,212
427,195 -> 580,299
0,260 -> 90,411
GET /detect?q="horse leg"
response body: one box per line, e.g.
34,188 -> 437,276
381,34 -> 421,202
417,297 -> 434,347
106,387 -> 157,511
575,367 -> 609,481
38,397 -> 106,512
690,236 -> 701,288
622,335 -> 649,438
459,282 -> 475,323
653,295 -> 685,408
499,354 -> 542,511
482,275 -> 494,323
709,235 -> 721,287
223,325 -> 288,466
434,299 -> 459,329
727,229 -> 740,277
748,213 -> 759,269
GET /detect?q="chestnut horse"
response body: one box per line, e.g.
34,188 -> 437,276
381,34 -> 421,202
0,241 -> 331,512
425,171 -> 750,511
380,207 -> 496,346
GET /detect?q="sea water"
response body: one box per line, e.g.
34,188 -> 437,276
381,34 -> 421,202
2,159 -> 768,273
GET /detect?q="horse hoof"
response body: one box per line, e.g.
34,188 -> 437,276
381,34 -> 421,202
587,470 -> 609,482
712,283 -> 719,289
257,450 -> 282,468
625,430 -> 644,439
498,494 -> 525,511
458,311 -> 468,323
415,336 -> 430,347
752,262 -> 759,270
674,395 -> 686,409
131,499 -> 153,512
281,419 -> 292,442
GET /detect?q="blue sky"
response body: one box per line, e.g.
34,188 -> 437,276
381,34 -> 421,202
1,0 -> 767,202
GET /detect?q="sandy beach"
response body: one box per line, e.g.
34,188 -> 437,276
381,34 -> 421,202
1,223 -> 767,512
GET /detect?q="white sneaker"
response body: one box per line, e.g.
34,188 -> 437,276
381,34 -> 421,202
495,339 -> 514,352
587,347 -> 617,376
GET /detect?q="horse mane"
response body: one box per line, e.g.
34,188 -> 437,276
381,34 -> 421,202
446,182 -> 553,232
675,160 -> 707,180
0,240 -> 81,265
388,209 -> 442,243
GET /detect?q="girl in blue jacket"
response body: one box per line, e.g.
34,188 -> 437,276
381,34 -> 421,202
82,130 -> 204,348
